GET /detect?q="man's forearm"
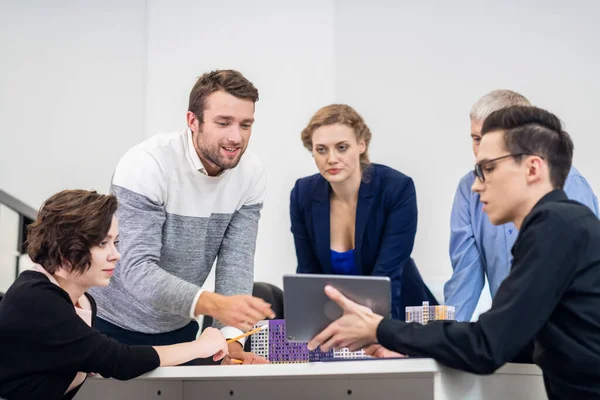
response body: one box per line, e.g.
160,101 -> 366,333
194,291 -> 219,317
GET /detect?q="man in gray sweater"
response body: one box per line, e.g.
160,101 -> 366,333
90,70 -> 274,364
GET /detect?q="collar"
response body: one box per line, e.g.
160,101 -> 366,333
520,189 -> 568,230
186,128 -> 207,175
32,264 -> 60,285
531,189 -> 568,211
512,189 -> 568,257
31,264 -> 91,312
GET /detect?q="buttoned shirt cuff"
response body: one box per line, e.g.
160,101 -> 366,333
221,326 -> 246,347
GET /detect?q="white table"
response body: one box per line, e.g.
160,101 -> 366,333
78,359 -> 547,400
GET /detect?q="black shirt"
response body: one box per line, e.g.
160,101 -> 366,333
0,271 -> 160,400
377,190 -> 600,399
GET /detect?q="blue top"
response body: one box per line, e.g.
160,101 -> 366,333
330,249 -> 359,275
290,163 -> 437,320
444,166 -> 599,322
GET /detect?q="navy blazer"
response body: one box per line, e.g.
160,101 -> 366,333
290,163 -> 437,320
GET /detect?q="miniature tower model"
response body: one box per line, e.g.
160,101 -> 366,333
250,321 -> 269,359
405,301 -> 455,324
422,301 -> 430,324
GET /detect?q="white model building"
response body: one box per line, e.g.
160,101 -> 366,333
405,301 -> 455,324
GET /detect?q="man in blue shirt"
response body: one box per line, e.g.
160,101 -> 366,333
444,90 -> 599,321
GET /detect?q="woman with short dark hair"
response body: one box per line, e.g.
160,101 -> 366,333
0,190 -> 228,400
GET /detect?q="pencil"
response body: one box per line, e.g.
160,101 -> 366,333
226,324 -> 267,344
230,359 -> 243,364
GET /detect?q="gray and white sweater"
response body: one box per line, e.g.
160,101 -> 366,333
90,129 -> 265,339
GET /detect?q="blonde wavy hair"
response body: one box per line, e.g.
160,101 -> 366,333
301,104 -> 372,170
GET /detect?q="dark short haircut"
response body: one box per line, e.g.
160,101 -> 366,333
481,106 -> 573,189
26,190 -> 118,275
188,69 -> 259,122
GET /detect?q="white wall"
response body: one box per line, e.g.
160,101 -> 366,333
0,0 -> 147,209
1,1 -> 598,310
334,0 -> 600,305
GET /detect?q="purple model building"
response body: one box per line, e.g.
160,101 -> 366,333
268,320 -> 310,363
251,320 -> 357,363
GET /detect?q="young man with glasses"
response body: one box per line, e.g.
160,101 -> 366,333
307,106 -> 600,399
444,90 -> 598,322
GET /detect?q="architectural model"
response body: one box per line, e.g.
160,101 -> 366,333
251,319 -> 367,363
252,302 -> 455,363
405,301 -> 455,324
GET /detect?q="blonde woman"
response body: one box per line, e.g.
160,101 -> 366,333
290,104 -> 436,320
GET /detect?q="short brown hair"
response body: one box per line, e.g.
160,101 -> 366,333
301,104 -> 372,169
188,69 -> 259,121
26,190 -> 118,275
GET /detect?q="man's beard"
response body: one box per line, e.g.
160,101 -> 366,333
196,131 -> 243,171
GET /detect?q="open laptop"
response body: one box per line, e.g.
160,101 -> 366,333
283,274 -> 391,342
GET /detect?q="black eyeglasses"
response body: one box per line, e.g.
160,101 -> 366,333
473,153 -> 544,183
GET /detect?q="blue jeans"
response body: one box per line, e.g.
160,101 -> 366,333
95,317 -> 218,366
